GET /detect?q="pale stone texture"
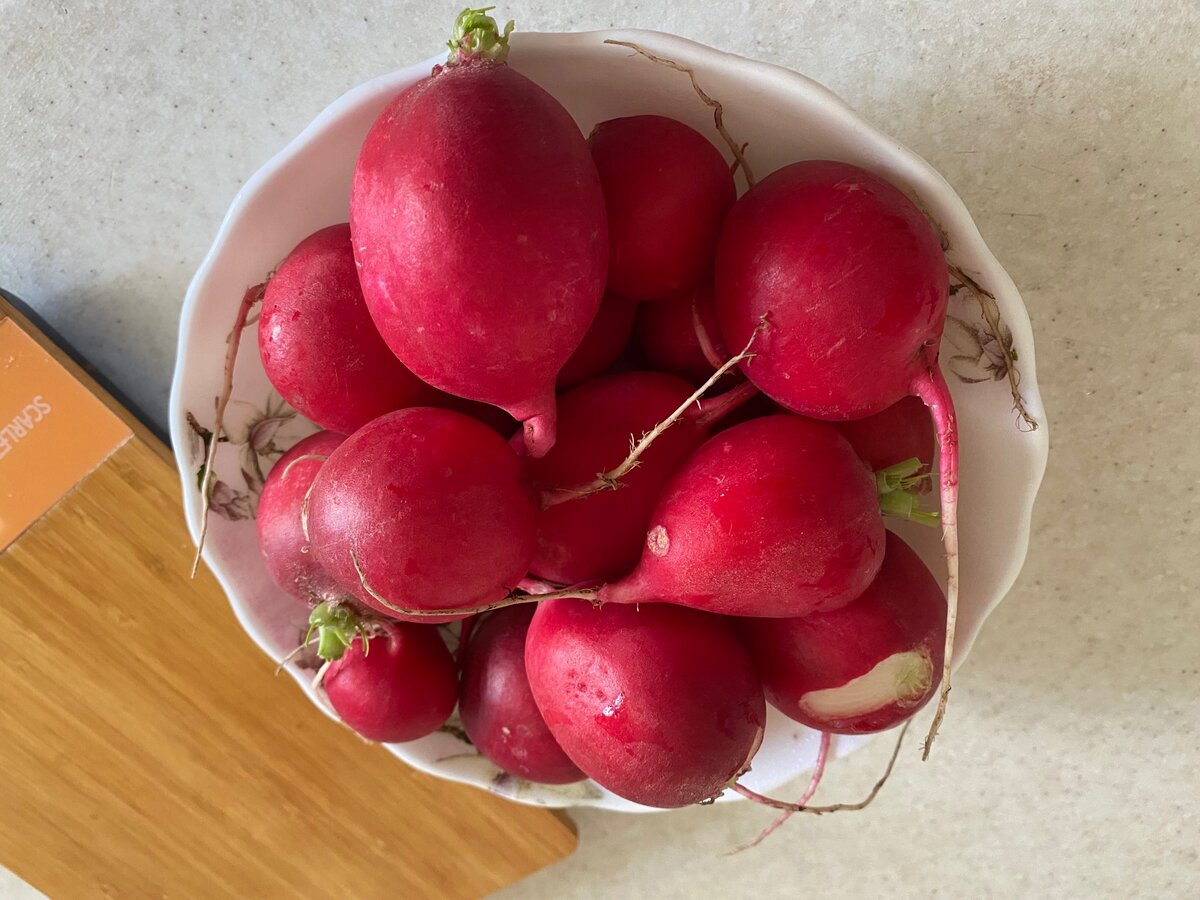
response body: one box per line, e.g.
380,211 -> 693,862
1,1 -> 1197,897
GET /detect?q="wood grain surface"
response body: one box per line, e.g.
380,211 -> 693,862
0,299 -> 576,898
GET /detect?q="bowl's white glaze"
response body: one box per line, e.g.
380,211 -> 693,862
169,30 -> 1049,812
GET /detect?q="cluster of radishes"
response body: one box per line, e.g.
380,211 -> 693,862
251,9 -> 961,812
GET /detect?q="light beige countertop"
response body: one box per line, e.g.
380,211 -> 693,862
2,2 -> 1196,897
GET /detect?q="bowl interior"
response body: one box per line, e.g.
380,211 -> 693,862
169,29 -> 1049,812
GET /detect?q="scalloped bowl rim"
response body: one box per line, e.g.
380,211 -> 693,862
169,28 -> 1049,813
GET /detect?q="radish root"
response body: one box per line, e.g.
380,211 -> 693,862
280,453 -> 329,481
349,550 -> 590,619
541,317 -> 768,509
191,281 -> 267,577
732,721 -> 908,814
912,368 -> 960,759
603,39 -> 756,188
732,731 -> 833,852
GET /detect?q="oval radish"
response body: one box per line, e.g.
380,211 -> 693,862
740,532 -> 947,734
556,293 -> 639,388
715,159 -> 959,753
600,414 -> 884,617
256,430 -> 346,604
460,607 -> 584,784
324,622 -> 458,743
590,115 -> 735,301
350,11 -> 607,456
525,599 -> 764,808
258,224 -> 440,435
308,407 -> 537,623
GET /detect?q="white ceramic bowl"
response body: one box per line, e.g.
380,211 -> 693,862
169,30 -> 1049,812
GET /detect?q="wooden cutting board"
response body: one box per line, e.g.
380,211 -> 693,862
0,293 -> 576,898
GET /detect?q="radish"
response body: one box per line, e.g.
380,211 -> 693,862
714,159 -> 959,754
525,599 -> 764,808
258,224 -> 440,435
740,531 -> 947,734
323,621 -> 458,743
633,283 -> 737,385
837,396 -> 935,493
590,115 -> 735,301
526,371 -> 719,584
307,407 -> 537,623
256,430 -> 346,604
459,607 -> 584,785
556,293 -> 638,388
350,9 -> 607,457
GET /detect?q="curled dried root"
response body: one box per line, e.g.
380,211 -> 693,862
731,721 -> 908,817
604,39 -> 756,188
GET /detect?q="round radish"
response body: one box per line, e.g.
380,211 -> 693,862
350,11 -> 607,457
526,371 -> 709,584
599,414 -> 884,617
740,532 -> 946,734
590,115 -> 735,301
557,293 -> 638,388
324,622 -> 458,743
837,396 -> 935,492
715,159 -> 959,751
633,283 -> 736,385
460,607 -> 584,784
525,599 -> 764,808
308,408 -> 537,623
258,224 -> 440,435
256,430 -> 346,604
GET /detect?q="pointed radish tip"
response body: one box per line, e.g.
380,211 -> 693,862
521,412 -> 557,458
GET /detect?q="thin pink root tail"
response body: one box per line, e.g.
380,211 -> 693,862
737,731 -> 833,851
911,365 -> 960,760
731,721 -> 909,817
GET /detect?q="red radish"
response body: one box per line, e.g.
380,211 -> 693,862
634,283 -> 737,385
590,115 -> 735,301
715,159 -> 959,753
256,430 -> 346,604
258,224 -> 440,435
557,293 -> 639,388
597,414 -> 885,617
308,408 -> 537,623
525,599 -> 764,808
526,371 -> 713,584
350,10 -> 607,457
323,622 -> 458,743
837,396 -> 935,492
460,607 -> 584,784
740,532 -> 947,734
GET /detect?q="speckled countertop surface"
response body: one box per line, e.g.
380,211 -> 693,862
2,2 -> 1197,897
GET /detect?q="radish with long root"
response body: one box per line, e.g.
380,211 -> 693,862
589,115 -> 735,302
307,408 -> 537,623
258,224 -> 441,435
460,607 -> 584,785
714,159 -> 960,757
256,430 -> 346,604
525,599 -> 764,808
350,8 -> 607,457
740,532 -> 947,734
